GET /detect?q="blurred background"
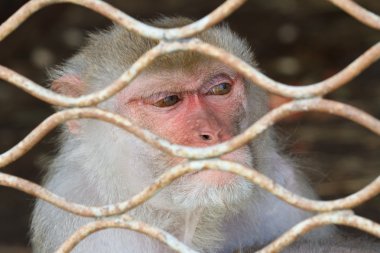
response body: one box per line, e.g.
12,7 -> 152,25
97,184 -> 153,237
0,0 -> 379,252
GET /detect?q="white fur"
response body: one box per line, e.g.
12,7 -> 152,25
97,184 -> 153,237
31,120 -> 331,252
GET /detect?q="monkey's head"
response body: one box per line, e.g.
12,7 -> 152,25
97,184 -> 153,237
51,17 -> 269,210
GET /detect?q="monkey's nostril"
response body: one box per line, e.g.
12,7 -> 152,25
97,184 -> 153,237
200,134 -> 212,141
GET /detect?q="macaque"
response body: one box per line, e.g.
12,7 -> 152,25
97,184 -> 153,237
31,17 -> 376,253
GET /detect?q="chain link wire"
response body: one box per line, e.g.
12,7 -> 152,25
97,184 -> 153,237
0,0 -> 379,252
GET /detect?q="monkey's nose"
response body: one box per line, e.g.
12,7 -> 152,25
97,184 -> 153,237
198,131 -> 222,143
200,134 -> 212,141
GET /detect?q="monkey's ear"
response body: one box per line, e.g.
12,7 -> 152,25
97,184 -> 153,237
51,75 -> 86,134
51,75 -> 85,97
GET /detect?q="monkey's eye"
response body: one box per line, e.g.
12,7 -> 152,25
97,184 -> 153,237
207,82 -> 232,96
154,95 -> 180,107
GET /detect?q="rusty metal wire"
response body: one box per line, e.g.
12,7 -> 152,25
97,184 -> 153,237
329,0 -> 380,30
257,210 -> 380,253
2,37 -> 380,107
0,0 -> 379,252
0,0 -> 244,41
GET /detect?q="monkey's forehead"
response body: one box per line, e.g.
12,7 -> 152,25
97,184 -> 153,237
75,20 -> 254,71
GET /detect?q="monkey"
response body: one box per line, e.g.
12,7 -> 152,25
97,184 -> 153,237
30,17 -> 377,253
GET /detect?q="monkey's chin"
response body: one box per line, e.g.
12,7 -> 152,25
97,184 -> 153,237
152,148 -> 254,210
170,172 -> 253,211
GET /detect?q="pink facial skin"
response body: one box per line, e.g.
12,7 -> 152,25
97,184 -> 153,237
51,75 -> 86,134
117,62 -> 247,186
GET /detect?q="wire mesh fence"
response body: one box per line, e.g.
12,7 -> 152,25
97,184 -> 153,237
0,0 -> 379,252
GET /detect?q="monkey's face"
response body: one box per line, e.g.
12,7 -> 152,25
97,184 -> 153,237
117,61 -> 255,209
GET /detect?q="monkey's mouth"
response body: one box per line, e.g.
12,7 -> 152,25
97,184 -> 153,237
189,170 -> 237,186
187,153 -> 243,186
170,149 -> 251,187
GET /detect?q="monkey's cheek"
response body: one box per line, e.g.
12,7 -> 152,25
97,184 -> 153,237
190,170 -> 236,186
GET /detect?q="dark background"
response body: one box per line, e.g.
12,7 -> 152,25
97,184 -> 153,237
0,0 -> 379,252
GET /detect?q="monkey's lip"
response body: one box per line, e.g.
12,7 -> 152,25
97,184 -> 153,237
184,153 -> 245,185
188,169 -> 236,186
